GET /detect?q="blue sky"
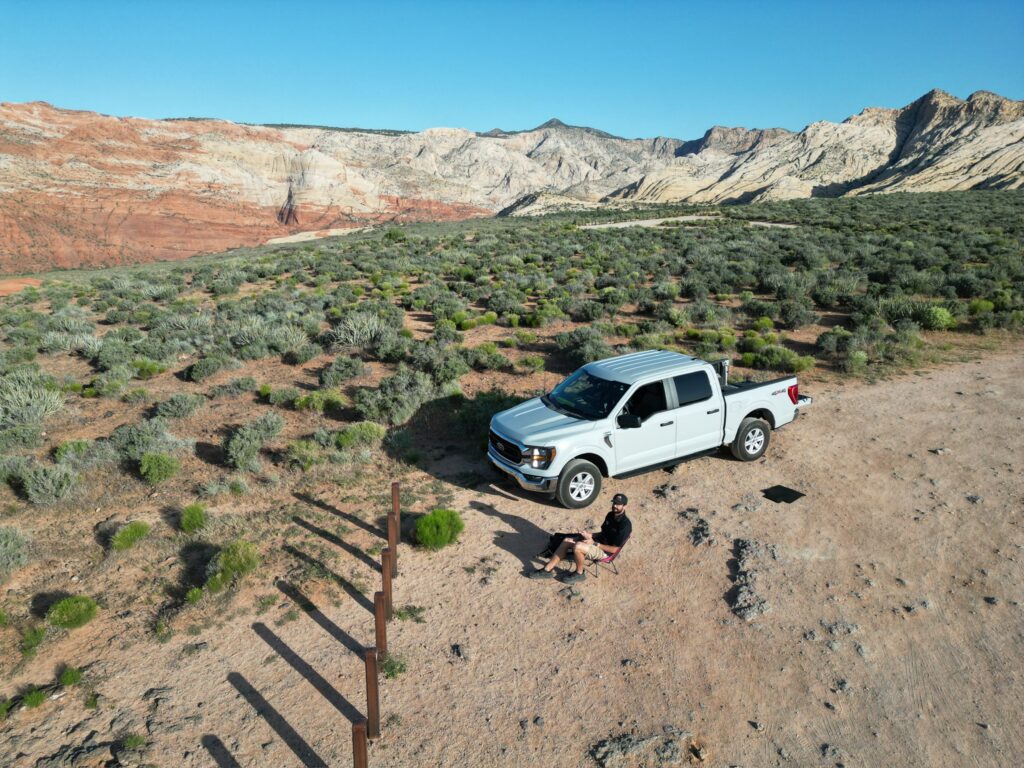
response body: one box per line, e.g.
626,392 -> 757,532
2,0 -> 1022,139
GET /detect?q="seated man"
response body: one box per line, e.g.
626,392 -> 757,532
531,493 -> 632,583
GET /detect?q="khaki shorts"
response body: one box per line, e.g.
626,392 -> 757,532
575,542 -> 605,561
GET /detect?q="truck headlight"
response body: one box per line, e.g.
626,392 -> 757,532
524,446 -> 556,469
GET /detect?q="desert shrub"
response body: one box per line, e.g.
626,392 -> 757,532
139,453 -> 180,484
844,350 -> 869,374
20,462 -> 77,505
156,393 -> 205,419
319,356 -> 368,387
517,354 -> 545,373
0,369 -> 64,430
121,387 -> 149,404
131,358 -> 166,380
0,526 -> 29,581
224,413 -> 284,471
20,625 -> 45,658
354,366 -> 435,425
205,540 -> 260,592
266,386 -> 300,407
414,508 -> 465,551
110,418 -> 190,463
335,421 -> 387,450
283,343 -> 322,365
452,388 -> 526,449
555,327 -> 612,369
187,353 -> 238,382
0,424 -> 43,451
286,440 -> 323,471
23,687 -> 45,708
208,377 -> 257,398
47,595 -> 97,629
294,388 -> 347,415
180,503 -> 207,533
741,344 -> 815,373
381,655 -> 407,679
912,304 -> 957,331
112,521 -> 150,551
410,343 -> 470,384
464,342 -> 512,371
59,667 -> 83,687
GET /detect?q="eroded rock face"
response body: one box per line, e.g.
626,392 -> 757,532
1,88 -> 1021,273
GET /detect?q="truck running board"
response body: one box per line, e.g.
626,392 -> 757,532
613,448 -> 720,480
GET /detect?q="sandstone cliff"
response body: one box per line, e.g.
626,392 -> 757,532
0,89 -> 1021,273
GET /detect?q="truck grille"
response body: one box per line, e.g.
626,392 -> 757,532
489,430 -> 522,465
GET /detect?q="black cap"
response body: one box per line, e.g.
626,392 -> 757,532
612,493 -> 628,505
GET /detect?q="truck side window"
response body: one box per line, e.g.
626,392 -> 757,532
674,372 -> 713,407
622,381 -> 668,421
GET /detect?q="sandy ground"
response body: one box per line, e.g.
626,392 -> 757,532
3,348 -> 1023,767
0,277 -> 41,296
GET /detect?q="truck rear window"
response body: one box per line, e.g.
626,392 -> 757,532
673,371 -> 713,407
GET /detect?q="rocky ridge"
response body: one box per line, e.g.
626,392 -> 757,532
1,88 -> 1021,272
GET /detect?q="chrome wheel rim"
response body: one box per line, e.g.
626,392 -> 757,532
569,472 -> 595,501
744,428 -> 765,454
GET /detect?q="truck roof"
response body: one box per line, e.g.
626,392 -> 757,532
584,350 -> 701,385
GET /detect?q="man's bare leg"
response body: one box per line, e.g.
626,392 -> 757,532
572,544 -> 587,574
543,539 -> 575,572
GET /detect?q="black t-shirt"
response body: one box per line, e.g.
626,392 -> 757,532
593,510 -> 631,548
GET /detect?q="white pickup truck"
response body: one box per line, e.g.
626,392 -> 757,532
488,350 -> 812,508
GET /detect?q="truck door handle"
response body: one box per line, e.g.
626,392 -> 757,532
660,420 -> 674,427
706,408 -> 720,414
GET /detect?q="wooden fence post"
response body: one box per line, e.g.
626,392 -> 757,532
365,648 -> 381,740
381,548 -> 394,621
374,591 -> 387,658
387,513 -> 399,578
352,719 -> 368,768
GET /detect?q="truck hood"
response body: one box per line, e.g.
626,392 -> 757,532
491,397 -> 597,445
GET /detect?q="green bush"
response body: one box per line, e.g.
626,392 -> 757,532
139,453 -> 180,484
286,440 -> 323,471
205,540 -> 260,593
187,353 -> 237,382
112,521 -> 150,551
185,586 -> 203,604
180,503 -> 207,534
912,304 -> 957,331
464,342 -> 512,371
208,377 -> 257,398
23,687 -> 45,708
517,354 -> 545,373
224,413 -> 284,471
555,327 -> 612,368
156,393 -> 205,419
59,666 -> 83,687
381,655 -> 407,679
47,595 -> 98,629
0,526 -> 29,581
414,508 -> 465,551
294,388 -> 347,415
131,358 -> 166,380
21,626 -> 45,658
335,421 -> 387,450
110,418 -> 190,462
267,386 -> 300,407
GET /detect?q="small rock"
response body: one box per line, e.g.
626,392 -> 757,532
620,658 -> 637,668
983,596 -> 1000,605
451,643 -> 470,661
532,716 -> 544,727
928,447 -> 949,455
966,494 -> 983,504
749,721 -> 764,732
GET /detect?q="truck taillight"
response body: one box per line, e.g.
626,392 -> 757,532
787,383 -> 799,405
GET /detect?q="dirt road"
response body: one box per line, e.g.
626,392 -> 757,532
580,215 -> 797,230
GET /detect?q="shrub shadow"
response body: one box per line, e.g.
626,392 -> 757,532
30,591 -> 73,619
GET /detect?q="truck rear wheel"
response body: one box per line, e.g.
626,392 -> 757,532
556,459 -> 602,509
731,417 -> 770,461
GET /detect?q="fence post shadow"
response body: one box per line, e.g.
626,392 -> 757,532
252,622 -> 365,725
226,673 -> 327,768
282,544 -> 375,615
292,514 -> 381,572
293,492 -> 386,538
276,579 -> 366,657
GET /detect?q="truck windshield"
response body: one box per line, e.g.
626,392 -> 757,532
543,370 -> 629,421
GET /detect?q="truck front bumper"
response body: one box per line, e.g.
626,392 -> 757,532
488,446 -> 558,493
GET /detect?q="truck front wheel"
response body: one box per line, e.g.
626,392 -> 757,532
731,417 -> 771,461
556,459 -> 602,508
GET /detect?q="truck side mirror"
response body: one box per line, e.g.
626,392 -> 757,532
617,414 -> 642,429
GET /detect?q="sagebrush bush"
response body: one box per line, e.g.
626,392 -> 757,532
0,526 -> 29,581
59,666 -> 83,686
334,421 -> 387,450
224,413 -> 284,471
47,595 -> 97,629
414,508 -> 465,551
208,377 -> 257,399
112,521 -> 150,551
139,453 -> 180,484
0,369 -> 65,429
110,418 -> 191,462
20,462 -> 77,505
180,503 -> 207,533
131,358 -> 166,379
319,356 -> 368,387
205,540 -> 260,592
555,327 -> 612,368
156,393 -> 205,419
354,366 -> 435,425
187,353 -> 238,382
294,388 -> 347,415
266,386 -> 300,407
286,440 -> 322,471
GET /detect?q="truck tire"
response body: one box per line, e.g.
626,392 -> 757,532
556,459 -> 602,509
731,417 -> 770,461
